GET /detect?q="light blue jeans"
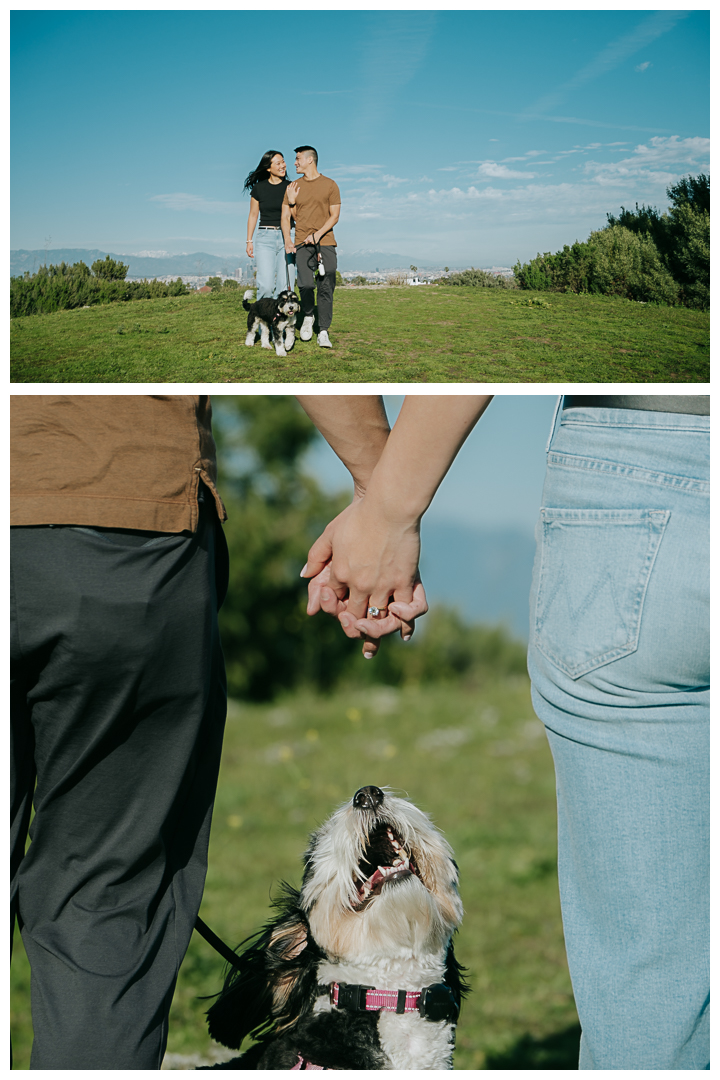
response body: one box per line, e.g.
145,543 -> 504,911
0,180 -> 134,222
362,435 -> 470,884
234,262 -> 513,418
254,228 -> 296,299
528,404 -> 709,1070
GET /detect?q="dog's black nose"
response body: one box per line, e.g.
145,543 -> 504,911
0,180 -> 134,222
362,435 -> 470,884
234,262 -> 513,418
353,786 -> 384,811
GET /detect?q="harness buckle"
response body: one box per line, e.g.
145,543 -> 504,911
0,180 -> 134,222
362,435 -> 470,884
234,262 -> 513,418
418,983 -> 459,1023
336,983 -> 372,1011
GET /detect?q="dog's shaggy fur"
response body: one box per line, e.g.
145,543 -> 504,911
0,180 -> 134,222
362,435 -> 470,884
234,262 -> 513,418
243,289 -> 301,357
205,787 -> 467,1070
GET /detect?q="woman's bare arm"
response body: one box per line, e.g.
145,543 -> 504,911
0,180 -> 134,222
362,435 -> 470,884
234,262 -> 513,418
246,198 -> 260,258
301,395 -> 493,656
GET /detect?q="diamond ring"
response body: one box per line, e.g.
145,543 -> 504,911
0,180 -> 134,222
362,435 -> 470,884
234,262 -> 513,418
368,606 -> 382,618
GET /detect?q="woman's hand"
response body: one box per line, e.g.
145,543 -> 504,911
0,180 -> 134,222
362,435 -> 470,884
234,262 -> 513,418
287,180 -> 300,206
302,494 -> 428,657
246,240 -> 254,258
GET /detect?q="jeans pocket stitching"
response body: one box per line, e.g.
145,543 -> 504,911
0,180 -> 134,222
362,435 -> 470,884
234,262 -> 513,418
534,509 -> 670,679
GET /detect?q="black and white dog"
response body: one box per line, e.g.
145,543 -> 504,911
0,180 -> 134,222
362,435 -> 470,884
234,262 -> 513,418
205,787 -> 467,1070
243,289 -> 301,357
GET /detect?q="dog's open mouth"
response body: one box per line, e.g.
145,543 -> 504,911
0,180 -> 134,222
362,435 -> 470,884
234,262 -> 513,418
355,823 -> 419,905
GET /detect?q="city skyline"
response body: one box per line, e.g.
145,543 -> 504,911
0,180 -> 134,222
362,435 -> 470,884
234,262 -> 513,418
12,10 -> 709,266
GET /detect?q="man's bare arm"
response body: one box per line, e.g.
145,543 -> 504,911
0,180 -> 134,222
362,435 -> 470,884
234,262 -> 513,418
295,395 -> 390,496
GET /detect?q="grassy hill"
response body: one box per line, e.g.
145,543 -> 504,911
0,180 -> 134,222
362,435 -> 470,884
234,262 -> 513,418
11,677 -> 581,1070
10,286 -> 709,383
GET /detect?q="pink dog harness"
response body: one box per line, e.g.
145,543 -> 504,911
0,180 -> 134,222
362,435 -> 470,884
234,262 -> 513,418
288,981 -> 458,1069
329,981 -> 422,1013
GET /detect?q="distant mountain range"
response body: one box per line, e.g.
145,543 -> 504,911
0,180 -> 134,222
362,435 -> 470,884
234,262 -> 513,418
10,248 -> 250,279
419,522 -> 535,641
11,247 -> 468,278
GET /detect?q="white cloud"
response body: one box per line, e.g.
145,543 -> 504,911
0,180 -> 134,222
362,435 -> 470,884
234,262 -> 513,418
583,135 -> 710,185
477,161 -> 538,179
382,175 -> 411,187
635,61 -> 652,72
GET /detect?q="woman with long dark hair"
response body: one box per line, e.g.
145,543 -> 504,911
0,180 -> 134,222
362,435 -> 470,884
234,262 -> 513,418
244,151 -> 296,298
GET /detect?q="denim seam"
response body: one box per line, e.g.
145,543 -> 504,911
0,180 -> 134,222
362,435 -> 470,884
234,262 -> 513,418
561,418 -> 708,433
534,509 -> 670,679
548,452 -> 709,494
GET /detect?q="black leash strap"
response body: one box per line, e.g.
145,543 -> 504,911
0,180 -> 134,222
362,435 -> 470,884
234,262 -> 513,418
194,915 -> 243,970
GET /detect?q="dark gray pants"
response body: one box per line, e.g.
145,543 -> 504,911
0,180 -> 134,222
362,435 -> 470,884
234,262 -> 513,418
296,244 -> 337,331
11,491 -> 228,1069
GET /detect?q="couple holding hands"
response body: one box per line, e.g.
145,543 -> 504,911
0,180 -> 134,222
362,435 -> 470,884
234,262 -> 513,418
11,392 -> 708,1070
244,146 -> 340,348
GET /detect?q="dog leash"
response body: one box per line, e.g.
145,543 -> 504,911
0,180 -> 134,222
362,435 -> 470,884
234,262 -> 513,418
194,915 -> 244,970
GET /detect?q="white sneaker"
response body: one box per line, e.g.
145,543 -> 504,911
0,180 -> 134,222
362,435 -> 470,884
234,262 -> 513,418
317,330 -> 333,348
300,316 -> 314,341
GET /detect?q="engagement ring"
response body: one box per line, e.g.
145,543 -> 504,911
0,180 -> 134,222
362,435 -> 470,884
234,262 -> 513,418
368,606 -> 383,618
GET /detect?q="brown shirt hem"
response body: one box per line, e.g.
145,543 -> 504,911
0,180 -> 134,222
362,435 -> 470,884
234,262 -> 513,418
11,395 -> 227,533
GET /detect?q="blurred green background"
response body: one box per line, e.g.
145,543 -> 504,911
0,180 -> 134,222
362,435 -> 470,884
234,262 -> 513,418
11,396 -> 580,1068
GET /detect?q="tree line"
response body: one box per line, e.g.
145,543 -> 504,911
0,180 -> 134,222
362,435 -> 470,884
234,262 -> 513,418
10,255 -> 188,317
513,174 -> 709,309
213,396 -> 526,702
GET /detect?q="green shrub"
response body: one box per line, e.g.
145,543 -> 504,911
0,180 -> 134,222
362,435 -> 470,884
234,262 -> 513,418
514,228 -> 677,305
440,268 -> 517,289
513,240 -> 595,294
587,226 -> 679,305
667,202 -> 709,310
514,174 -> 709,309
10,262 -> 189,317
91,256 -> 129,281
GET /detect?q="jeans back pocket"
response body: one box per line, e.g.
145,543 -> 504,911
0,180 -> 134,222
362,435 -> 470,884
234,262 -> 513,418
533,508 -> 670,679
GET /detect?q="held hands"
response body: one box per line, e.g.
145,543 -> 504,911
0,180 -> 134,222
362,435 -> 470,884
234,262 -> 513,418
301,495 -> 428,658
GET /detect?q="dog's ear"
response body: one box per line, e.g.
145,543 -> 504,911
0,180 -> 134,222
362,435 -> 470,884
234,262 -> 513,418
444,936 -> 471,1016
206,884 -> 322,1050
205,923 -> 275,1050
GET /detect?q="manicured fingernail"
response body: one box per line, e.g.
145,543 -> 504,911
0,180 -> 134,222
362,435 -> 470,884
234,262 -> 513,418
402,633 -> 412,641
363,650 -> 374,660
299,563 -> 308,577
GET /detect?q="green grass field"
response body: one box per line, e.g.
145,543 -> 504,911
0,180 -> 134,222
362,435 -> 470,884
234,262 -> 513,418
10,285 -> 709,383
11,677 -> 581,1070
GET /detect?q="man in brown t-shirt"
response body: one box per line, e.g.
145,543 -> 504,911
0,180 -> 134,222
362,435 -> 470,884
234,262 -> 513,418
282,146 -> 341,349
10,396 -> 229,1069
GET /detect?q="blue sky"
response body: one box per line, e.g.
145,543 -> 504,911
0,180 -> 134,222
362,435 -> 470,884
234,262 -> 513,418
11,10 -> 709,267
301,394 -> 558,636
303,395 -> 557,534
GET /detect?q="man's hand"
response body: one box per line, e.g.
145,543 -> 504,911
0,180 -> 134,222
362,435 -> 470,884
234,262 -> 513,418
302,495 -> 428,658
